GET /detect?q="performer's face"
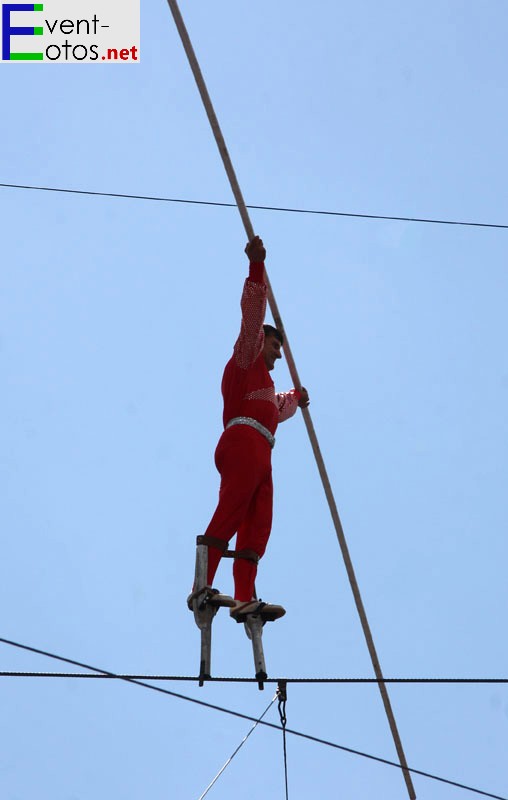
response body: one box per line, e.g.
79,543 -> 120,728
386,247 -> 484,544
263,335 -> 282,371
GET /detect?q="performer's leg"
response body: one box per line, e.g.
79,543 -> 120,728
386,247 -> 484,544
204,430 -> 268,587
233,471 -> 273,601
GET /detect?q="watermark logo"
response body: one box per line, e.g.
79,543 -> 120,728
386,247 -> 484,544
2,4 -> 44,61
1,0 -> 140,63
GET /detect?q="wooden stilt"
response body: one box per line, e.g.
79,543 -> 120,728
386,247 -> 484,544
244,614 -> 267,690
191,542 -> 215,685
190,540 -> 234,685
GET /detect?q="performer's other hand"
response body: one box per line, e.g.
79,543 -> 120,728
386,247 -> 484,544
298,387 -> 310,408
245,235 -> 266,263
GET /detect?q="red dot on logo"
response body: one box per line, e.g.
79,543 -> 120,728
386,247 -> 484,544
102,55 -> 106,60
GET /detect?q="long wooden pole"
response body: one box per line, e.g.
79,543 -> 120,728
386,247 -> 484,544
166,3 -> 416,796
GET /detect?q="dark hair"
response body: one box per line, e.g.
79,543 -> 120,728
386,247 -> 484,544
263,324 -> 284,346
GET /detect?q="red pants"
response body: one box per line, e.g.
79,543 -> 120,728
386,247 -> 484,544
204,425 -> 273,601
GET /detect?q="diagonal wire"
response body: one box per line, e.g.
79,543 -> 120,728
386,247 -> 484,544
0,636 -> 506,800
197,695 -> 277,800
165,1 -> 416,797
1,181 -> 507,230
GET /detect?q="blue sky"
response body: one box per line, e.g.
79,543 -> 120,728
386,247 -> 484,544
1,1 -> 508,798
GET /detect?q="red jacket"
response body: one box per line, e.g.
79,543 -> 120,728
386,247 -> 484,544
221,262 -> 300,436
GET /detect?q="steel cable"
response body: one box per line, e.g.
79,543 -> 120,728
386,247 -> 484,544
2,672 -> 508,683
278,682 -> 289,800
1,182 -> 506,229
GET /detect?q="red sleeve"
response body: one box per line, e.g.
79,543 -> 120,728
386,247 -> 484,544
277,389 -> 301,422
233,264 -> 267,369
249,262 -> 265,283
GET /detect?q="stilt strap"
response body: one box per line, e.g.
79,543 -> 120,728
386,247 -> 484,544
238,600 -> 267,614
187,586 -> 235,610
187,585 -> 214,607
196,537 -> 259,565
224,548 -> 259,565
196,535 -> 228,552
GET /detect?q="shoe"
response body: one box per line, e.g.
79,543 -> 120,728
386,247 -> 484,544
230,599 -> 286,622
187,586 -> 235,611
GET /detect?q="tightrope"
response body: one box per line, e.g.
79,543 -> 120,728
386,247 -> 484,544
1,672 -> 508,684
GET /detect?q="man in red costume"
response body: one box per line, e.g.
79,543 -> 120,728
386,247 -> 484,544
189,236 -> 309,621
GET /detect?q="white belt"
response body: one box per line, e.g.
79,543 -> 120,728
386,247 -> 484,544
225,417 -> 275,448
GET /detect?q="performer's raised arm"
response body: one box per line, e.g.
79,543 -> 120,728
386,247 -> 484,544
233,236 -> 267,370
